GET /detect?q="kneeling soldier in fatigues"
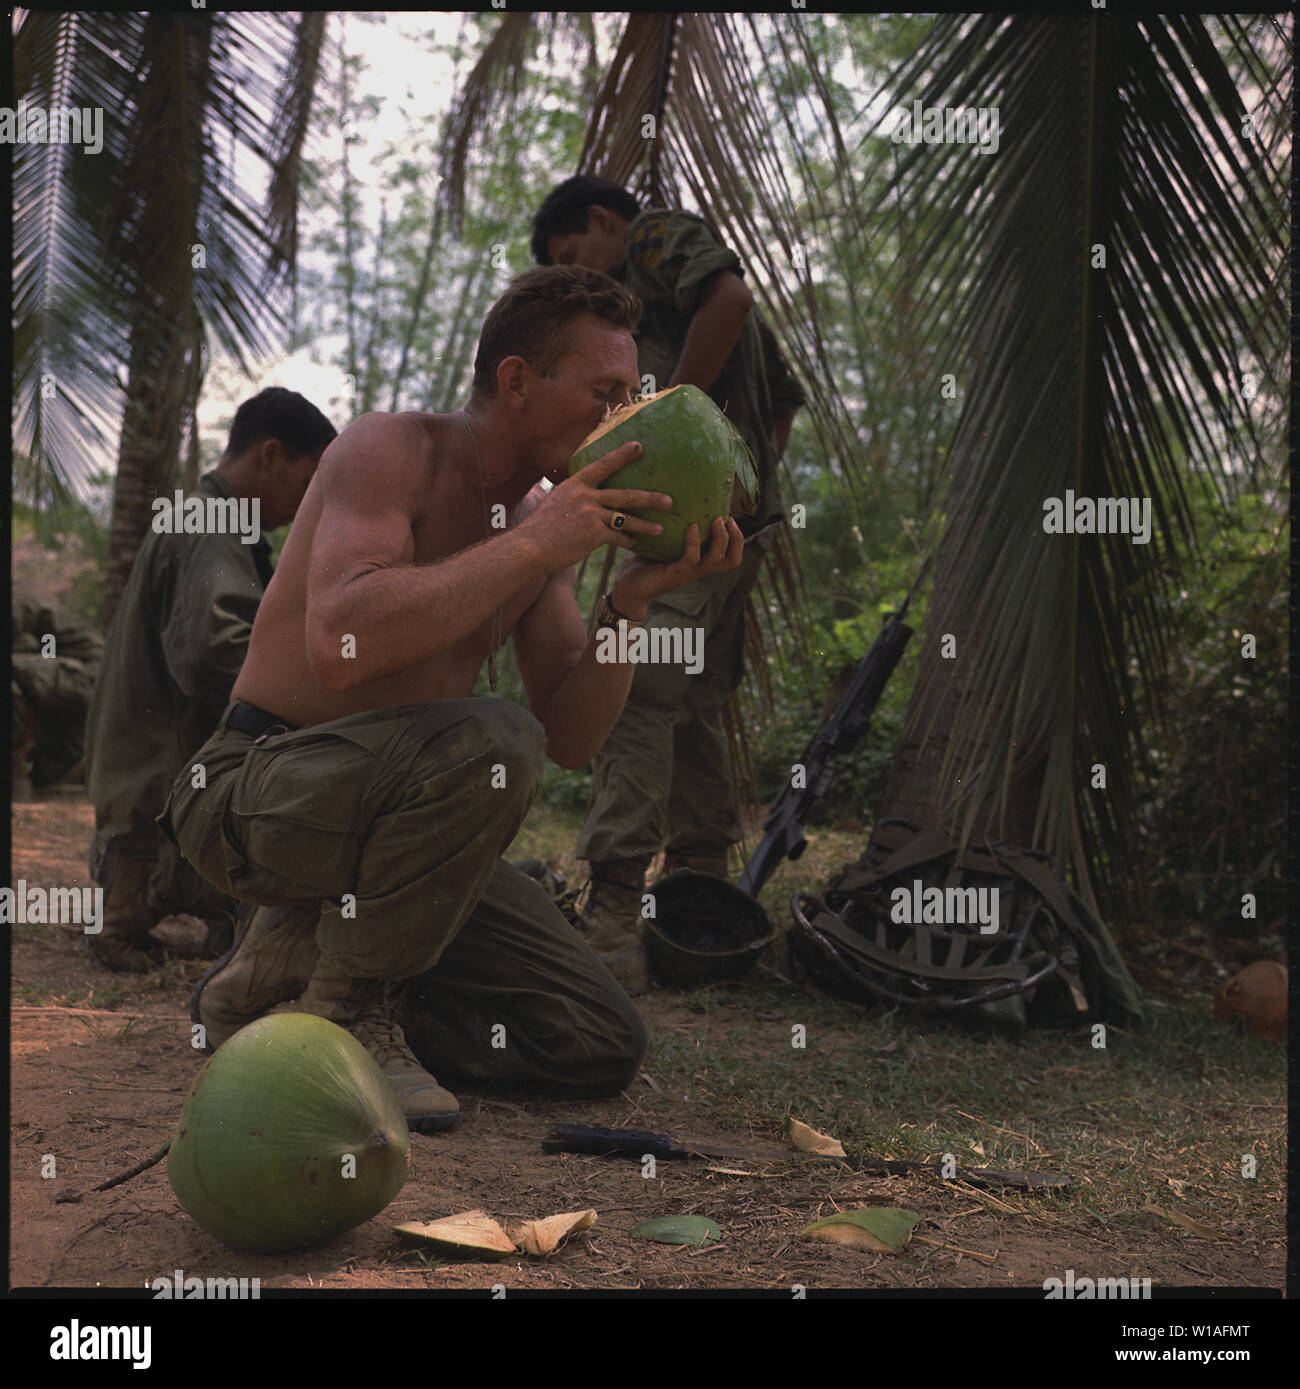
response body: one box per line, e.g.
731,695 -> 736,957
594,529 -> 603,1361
160,266 -> 746,1131
12,592 -> 103,797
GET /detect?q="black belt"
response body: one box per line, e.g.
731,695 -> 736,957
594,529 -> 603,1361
227,702 -> 300,739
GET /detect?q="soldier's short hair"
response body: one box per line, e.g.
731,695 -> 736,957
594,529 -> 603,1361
530,176 -> 641,266
471,266 -> 641,399
225,388 -> 337,462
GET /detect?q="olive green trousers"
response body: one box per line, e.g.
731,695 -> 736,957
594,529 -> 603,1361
90,835 -> 238,932
576,543 -> 764,865
158,698 -> 646,1098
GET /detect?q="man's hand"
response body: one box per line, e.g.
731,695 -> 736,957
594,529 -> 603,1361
518,512 -> 745,769
611,516 -> 746,617
514,441 -> 673,572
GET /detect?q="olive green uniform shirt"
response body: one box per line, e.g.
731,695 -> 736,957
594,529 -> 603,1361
614,208 -> 805,533
573,211 -> 806,867
85,469 -> 274,867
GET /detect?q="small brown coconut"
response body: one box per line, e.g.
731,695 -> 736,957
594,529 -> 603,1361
1212,961 -> 1287,1043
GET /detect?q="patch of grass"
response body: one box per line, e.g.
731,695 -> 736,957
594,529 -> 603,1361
149,957 -> 198,994
83,979 -> 132,1009
510,808 -> 866,903
512,806 -> 585,875
13,979 -> 69,1006
640,981 -> 1284,1237
12,977 -> 133,1010
11,920 -> 52,942
507,807 -> 1283,1245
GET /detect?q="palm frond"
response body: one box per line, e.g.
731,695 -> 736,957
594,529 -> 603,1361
13,12 -> 138,507
545,12 -> 909,821
437,12 -> 535,235
577,14 -> 676,191
264,11 -> 328,297
863,14 -> 1289,902
14,10 -> 321,512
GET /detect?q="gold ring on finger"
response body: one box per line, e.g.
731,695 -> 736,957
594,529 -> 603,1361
609,511 -> 628,531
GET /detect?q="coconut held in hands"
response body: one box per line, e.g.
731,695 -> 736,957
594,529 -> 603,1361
568,385 -> 759,562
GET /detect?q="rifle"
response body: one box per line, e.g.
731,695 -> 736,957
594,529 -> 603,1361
736,591 -> 917,898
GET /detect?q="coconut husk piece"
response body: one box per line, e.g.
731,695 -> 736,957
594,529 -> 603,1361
509,1209 -> 597,1257
394,1209 -> 517,1258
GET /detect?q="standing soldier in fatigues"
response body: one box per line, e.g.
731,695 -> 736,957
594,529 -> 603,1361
531,175 -> 805,993
83,389 -> 336,972
161,267 -> 746,1132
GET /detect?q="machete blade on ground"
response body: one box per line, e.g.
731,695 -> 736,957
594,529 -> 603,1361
542,1123 -> 1070,1191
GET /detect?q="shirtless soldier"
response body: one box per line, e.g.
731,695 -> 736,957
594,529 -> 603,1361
159,266 -> 745,1132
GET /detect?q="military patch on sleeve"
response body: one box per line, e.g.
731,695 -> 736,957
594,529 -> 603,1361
627,213 -> 667,270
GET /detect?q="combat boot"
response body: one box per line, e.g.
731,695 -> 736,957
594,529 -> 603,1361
576,859 -> 652,996
661,847 -> 731,881
85,853 -> 164,973
295,959 -> 461,1134
191,902 -> 321,1053
201,908 -> 237,959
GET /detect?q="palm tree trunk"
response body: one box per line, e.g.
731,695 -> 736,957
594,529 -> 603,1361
104,300 -> 198,625
873,569 -> 1049,850
873,296 -> 1049,850
101,13 -> 207,626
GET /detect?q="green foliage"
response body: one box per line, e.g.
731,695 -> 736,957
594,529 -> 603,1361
745,452 -> 930,825
537,762 -> 592,816
296,13 -> 603,417
12,473 -> 113,628
852,13 -> 1289,896
1109,483 -> 1287,943
19,12 -> 1271,959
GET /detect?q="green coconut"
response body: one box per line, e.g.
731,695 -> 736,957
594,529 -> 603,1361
568,384 -> 759,562
168,1013 -> 410,1255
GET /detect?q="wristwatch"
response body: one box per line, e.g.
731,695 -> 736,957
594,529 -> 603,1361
595,591 -> 645,632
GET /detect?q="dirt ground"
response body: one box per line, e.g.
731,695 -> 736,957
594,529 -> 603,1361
9,796 -> 1287,1294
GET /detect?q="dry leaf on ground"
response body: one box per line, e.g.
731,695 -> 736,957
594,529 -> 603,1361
801,1207 -> 921,1255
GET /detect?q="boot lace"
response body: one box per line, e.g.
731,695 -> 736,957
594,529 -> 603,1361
348,982 -> 421,1070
